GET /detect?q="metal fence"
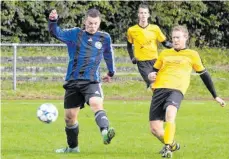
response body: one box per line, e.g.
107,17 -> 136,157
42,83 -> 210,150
1,43 -> 127,90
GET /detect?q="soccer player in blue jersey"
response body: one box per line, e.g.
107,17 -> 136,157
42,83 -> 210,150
48,8 -> 115,153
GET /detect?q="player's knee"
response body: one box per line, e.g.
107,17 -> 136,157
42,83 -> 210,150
150,126 -> 160,136
89,97 -> 103,111
165,105 -> 177,122
64,114 -> 77,126
64,117 -> 76,126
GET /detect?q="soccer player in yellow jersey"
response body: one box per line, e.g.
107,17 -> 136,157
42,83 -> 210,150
148,25 -> 226,158
127,4 -> 172,88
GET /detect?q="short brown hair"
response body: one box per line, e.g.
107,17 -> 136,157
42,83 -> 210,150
85,8 -> 101,19
138,4 -> 149,12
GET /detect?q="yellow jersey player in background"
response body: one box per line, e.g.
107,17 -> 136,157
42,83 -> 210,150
127,4 -> 172,88
148,25 -> 226,158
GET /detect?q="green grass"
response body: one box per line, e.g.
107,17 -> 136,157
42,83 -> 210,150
1,100 -> 229,159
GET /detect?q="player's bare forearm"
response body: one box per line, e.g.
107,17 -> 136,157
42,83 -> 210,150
215,97 -> 226,107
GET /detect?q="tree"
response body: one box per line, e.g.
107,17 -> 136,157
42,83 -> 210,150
1,1 -> 228,48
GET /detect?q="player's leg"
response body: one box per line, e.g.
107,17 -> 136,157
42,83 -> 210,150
161,105 -> 177,158
164,106 -> 180,153
89,96 -> 115,144
137,60 -> 156,89
164,105 -> 177,147
84,82 -> 115,144
149,89 -> 167,152
56,81 -> 84,153
150,120 -> 164,143
162,90 -> 183,157
56,107 -> 81,153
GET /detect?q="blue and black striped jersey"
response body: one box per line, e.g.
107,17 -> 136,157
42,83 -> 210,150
48,20 -> 115,82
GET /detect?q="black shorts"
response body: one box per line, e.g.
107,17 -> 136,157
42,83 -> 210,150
149,88 -> 183,121
63,80 -> 103,109
137,59 -> 156,88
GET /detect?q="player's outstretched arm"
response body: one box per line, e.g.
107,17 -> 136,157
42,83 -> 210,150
199,70 -> 226,107
48,9 -> 79,44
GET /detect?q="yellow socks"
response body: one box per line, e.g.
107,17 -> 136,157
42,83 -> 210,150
164,122 -> 175,145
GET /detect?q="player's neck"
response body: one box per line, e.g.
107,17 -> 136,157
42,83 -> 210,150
174,47 -> 187,52
138,22 -> 149,28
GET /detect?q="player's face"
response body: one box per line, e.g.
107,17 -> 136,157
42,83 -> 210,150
138,8 -> 149,23
84,16 -> 101,34
172,31 -> 188,50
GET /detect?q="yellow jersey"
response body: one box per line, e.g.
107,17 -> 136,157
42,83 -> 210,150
152,48 -> 205,95
127,24 -> 166,61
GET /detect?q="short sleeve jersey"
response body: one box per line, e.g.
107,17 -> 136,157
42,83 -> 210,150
127,24 -> 166,61
152,48 -> 205,95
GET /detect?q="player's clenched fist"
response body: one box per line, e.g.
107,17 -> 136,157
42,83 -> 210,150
148,72 -> 157,82
49,9 -> 58,20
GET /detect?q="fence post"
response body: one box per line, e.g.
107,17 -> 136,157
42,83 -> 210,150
13,43 -> 18,90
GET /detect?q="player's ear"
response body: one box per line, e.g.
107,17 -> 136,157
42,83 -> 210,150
183,32 -> 188,40
83,18 -> 86,25
184,34 -> 189,41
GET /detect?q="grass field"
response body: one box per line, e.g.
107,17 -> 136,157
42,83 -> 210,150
1,100 -> 229,159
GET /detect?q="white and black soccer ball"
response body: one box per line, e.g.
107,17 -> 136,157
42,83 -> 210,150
37,103 -> 58,123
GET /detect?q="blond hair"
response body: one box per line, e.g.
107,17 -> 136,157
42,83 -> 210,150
172,25 -> 189,38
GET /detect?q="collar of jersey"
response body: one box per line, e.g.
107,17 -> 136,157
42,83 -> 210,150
85,31 -> 96,36
174,48 -> 187,52
138,23 -> 149,29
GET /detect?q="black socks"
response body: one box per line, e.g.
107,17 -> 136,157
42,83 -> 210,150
65,123 -> 79,148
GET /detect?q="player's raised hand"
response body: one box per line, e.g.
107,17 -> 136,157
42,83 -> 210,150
49,9 -> 58,20
215,97 -> 226,107
148,72 -> 157,82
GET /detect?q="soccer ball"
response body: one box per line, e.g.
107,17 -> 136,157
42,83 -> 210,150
37,103 -> 58,123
